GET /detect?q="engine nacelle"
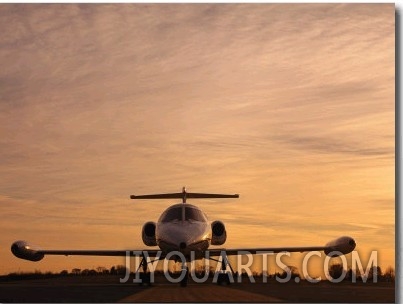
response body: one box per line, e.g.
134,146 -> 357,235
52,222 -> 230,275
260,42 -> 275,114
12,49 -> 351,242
142,221 -> 157,246
324,236 -> 356,256
211,221 -> 227,245
11,240 -> 44,262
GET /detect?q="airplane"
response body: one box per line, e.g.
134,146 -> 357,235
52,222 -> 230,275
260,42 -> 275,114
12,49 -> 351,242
11,187 -> 356,286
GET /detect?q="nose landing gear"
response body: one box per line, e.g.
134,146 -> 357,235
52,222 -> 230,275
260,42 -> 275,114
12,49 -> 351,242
180,264 -> 189,287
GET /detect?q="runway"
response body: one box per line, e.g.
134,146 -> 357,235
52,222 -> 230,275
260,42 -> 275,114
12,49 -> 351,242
0,275 -> 395,302
119,283 -> 283,302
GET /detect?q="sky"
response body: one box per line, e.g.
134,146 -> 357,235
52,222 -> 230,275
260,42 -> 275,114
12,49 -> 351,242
0,4 -> 395,276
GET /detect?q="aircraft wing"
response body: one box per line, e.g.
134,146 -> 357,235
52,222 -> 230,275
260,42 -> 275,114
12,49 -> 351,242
208,246 -> 327,256
11,241 -> 163,261
207,236 -> 356,257
40,249 -> 163,257
12,236 -> 355,262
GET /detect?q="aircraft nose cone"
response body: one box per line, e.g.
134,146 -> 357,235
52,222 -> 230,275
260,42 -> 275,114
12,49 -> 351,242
157,221 -> 210,252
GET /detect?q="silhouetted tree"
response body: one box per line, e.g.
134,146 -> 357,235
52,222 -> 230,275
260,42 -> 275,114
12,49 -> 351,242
102,268 -> 110,275
328,263 -> 344,280
110,266 -> 117,275
368,266 -> 382,281
81,269 -> 90,276
116,265 -> 129,276
276,266 -> 299,280
72,268 -> 81,275
384,266 -> 395,282
345,267 -> 358,281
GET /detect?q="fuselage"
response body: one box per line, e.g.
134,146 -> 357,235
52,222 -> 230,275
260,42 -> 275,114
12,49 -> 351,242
155,204 -> 211,257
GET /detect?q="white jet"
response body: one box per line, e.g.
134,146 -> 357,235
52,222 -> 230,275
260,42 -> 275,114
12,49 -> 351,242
11,187 -> 356,286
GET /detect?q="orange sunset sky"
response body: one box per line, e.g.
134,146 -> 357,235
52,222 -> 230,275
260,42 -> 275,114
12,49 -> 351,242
0,4 -> 395,276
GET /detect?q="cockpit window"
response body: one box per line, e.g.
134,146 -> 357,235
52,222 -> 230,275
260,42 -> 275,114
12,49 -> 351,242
159,205 -> 207,222
185,207 -> 206,222
160,207 -> 182,222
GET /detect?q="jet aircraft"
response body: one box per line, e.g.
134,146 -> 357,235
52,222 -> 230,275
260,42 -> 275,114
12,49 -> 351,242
11,187 -> 356,286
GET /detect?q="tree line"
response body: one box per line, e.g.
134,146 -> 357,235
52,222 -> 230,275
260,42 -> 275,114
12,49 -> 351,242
2,263 -> 395,282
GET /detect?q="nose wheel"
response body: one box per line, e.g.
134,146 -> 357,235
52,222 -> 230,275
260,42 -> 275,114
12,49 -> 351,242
180,263 -> 189,287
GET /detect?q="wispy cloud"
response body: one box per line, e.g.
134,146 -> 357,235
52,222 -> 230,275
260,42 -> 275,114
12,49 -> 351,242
273,134 -> 393,158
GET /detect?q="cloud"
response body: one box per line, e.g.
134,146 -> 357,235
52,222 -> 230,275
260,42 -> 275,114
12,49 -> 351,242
273,134 -> 393,158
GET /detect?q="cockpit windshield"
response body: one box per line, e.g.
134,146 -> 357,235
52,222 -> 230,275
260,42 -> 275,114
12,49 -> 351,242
185,207 -> 207,222
160,206 -> 182,222
159,205 -> 207,222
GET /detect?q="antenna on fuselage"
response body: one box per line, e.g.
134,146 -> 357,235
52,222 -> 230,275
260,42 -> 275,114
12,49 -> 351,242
130,187 -> 239,204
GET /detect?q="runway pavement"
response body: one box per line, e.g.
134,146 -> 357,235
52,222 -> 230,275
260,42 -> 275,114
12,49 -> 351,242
0,275 -> 395,302
119,283 -> 283,302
